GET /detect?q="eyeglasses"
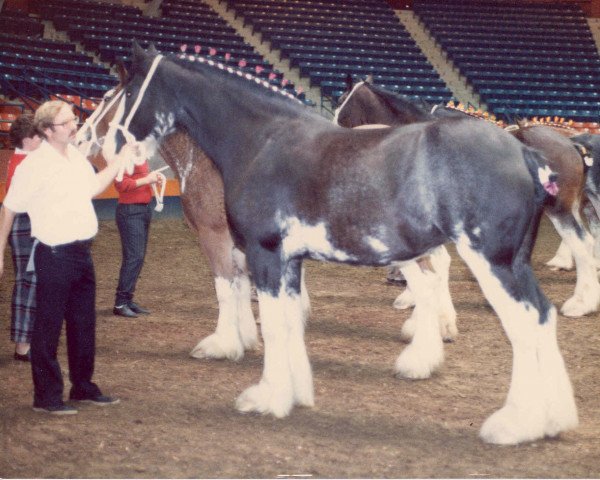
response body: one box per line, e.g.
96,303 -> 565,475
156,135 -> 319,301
52,116 -> 78,127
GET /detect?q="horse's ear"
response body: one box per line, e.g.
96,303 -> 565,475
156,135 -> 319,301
131,40 -> 148,71
147,43 -> 159,56
365,74 -> 374,84
344,73 -> 353,92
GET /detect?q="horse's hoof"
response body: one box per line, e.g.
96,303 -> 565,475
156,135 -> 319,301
394,343 -> 442,380
560,296 -> 598,318
480,405 -> 545,445
235,383 -> 293,418
393,290 -> 415,310
546,259 -> 574,271
189,334 -> 244,362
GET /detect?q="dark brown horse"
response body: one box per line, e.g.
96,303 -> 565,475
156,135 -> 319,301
77,82 -> 309,363
335,79 -> 600,318
100,45 -> 578,445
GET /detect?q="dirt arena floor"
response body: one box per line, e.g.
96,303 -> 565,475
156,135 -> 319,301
1,215 -> 600,478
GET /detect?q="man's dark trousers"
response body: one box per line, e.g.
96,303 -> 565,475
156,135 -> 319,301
115,202 -> 151,306
31,241 -> 101,408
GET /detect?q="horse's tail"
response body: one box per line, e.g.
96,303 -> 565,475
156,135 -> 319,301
522,146 -> 559,205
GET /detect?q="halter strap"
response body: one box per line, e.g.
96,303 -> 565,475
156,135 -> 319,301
76,89 -> 124,158
124,54 -> 164,131
108,54 -> 164,181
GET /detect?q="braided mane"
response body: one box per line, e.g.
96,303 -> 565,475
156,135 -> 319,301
443,101 -> 506,128
172,49 -> 304,106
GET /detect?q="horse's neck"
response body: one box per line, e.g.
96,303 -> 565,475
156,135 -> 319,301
175,71 -> 296,182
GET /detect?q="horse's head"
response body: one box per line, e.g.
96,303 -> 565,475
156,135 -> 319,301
74,83 -> 124,159
334,77 -> 433,128
102,42 -> 175,166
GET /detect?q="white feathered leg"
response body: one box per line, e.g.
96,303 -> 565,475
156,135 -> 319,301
236,283 -> 312,417
546,239 -> 574,271
550,220 -> 600,317
395,261 -> 445,379
300,265 -> 311,320
236,272 -> 259,350
393,285 -> 415,310
190,277 -> 245,361
233,248 -> 259,350
430,246 -> 457,342
399,247 -> 457,343
456,236 -> 578,445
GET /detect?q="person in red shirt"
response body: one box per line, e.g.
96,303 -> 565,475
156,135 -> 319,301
6,113 -> 41,361
112,160 -> 163,318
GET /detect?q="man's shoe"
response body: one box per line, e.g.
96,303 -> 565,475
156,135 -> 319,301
14,350 -> 31,362
129,301 -> 150,315
71,394 -> 120,407
113,304 -> 138,318
33,404 -> 78,415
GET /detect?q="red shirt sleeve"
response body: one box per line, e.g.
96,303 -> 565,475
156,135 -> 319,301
113,160 -> 153,204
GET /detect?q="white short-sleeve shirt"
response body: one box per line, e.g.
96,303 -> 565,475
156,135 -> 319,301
4,140 -> 101,246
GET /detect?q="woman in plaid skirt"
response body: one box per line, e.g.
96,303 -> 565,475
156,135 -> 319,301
6,114 -> 41,361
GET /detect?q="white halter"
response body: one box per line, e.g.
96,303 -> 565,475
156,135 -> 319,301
108,54 -> 164,146
76,88 -> 124,159
79,54 -> 170,210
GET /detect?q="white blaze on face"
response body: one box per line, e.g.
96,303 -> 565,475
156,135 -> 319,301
280,215 -> 356,262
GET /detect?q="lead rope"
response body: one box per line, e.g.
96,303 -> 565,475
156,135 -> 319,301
151,165 -> 170,212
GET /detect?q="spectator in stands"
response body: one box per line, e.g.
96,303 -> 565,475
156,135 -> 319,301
0,100 -> 132,415
5,113 -> 41,362
112,161 -> 162,318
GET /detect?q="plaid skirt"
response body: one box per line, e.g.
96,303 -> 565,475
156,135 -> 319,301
9,213 -> 37,343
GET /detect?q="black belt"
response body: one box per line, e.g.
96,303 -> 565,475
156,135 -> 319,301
40,239 -> 93,253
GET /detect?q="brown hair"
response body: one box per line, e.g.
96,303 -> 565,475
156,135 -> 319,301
8,113 -> 37,149
34,100 -> 70,139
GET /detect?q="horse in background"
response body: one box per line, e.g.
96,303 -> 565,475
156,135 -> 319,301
334,78 -> 600,318
76,83 -> 264,362
101,44 -> 578,445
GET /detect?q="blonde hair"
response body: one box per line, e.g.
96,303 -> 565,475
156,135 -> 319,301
34,100 -> 71,138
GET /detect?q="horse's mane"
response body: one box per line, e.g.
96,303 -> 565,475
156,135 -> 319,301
365,82 -> 433,118
440,101 -> 507,128
517,116 -> 582,136
165,52 -> 311,118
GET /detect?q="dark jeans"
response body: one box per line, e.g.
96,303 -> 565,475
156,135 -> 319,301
31,240 -> 101,408
115,203 -> 152,306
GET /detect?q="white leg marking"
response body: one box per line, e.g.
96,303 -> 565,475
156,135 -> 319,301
456,235 -> 578,445
232,249 -> 259,350
550,220 -> 600,317
393,286 -> 415,310
236,285 -> 313,417
236,272 -> 259,350
430,246 -> 458,342
537,308 -> 579,438
190,277 -> 244,361
398,248 -> 457,343
546,239 -> 574,271
395,261 -> 445,379
300,265 -> 311,320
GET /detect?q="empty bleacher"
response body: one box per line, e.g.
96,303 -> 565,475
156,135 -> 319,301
413,0 -> 600,121
223,0 -> 452,105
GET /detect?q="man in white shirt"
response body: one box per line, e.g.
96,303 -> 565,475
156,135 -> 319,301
0,100 -> 133,415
